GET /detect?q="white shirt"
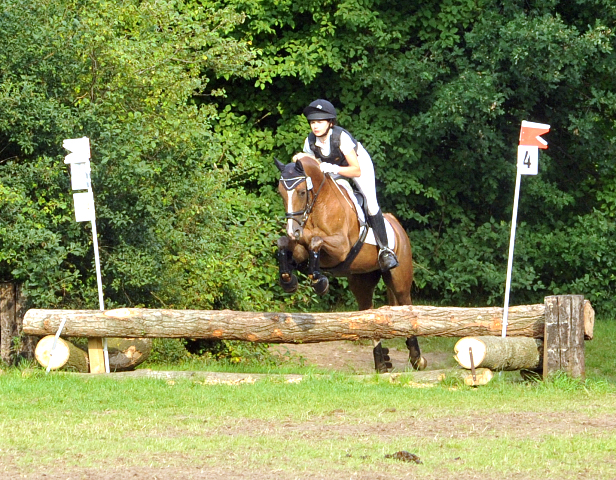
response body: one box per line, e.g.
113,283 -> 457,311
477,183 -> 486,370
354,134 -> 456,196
303,129 -> 367,158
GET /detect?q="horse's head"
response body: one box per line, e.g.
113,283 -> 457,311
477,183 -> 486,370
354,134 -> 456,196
275,156 -> 323,240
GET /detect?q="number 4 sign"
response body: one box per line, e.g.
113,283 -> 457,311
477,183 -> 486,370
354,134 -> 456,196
517,146 -> 539,175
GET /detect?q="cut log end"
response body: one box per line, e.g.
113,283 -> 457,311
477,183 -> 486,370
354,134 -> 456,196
35,336 -> 88,373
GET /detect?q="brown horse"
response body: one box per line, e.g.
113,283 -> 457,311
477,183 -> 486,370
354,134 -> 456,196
275,155 -> 426,372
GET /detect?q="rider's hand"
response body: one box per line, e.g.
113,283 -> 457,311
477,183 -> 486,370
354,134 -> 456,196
319,162 -> 340,175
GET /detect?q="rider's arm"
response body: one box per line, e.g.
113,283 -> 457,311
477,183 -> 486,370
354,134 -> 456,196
338,132 -> 361,177
292,139 -> 316,162
338,149 -> 361,178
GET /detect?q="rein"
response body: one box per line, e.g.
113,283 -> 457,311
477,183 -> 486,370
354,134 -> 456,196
280,173 -> 327,229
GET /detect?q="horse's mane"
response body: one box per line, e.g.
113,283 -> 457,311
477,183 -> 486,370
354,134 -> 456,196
295,155 -> 356,213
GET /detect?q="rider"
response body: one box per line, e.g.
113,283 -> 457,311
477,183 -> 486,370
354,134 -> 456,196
293,99 -> 398,271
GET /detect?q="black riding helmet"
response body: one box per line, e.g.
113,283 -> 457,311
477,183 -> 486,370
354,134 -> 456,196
303,99 -> 337,121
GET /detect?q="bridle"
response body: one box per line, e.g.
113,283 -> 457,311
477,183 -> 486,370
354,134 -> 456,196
279,173 -> 326,231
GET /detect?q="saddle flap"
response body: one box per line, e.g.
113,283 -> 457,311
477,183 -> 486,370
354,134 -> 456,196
334,179 -> 395,249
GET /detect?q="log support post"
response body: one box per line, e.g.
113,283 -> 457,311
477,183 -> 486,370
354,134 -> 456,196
543,295 -> 585,379
0,282 -> 36,365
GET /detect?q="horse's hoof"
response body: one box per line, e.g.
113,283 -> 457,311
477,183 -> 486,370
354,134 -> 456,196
279,274 -> 298,293
410,356 -> 428,371
312,276 -> 329,295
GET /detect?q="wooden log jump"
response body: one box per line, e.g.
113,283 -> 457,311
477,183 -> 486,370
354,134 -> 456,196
23,295 -> 593,379
23,298 -> 594,342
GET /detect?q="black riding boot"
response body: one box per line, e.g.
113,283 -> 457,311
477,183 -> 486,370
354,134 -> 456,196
368,210 -> 399,271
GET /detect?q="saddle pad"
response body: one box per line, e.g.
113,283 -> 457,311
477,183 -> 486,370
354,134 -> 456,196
335,179 -> 396,249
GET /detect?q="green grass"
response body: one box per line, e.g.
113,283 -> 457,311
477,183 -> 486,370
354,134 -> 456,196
586,319 -> 616,381
1,372 -> 616,478
2,319 -> 616,479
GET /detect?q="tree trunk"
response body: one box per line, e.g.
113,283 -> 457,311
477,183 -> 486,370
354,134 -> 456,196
106,338 -> 152,371
454,336 -> 543,371
22,302 -> 593,342
35,335 -> 89,373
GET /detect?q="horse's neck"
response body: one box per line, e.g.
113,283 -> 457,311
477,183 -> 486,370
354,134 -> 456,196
310,176 -> 359,237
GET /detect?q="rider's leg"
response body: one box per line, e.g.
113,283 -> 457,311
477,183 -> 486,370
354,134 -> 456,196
352,154 -> 398,272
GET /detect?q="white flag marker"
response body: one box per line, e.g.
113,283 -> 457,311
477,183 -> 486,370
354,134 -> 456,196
46,137 -> 110,373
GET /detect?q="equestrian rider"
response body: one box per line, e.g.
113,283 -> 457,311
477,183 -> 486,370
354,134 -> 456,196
293,99 -> 399,271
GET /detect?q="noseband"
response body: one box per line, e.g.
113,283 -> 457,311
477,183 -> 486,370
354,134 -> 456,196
279,173 -> 326,229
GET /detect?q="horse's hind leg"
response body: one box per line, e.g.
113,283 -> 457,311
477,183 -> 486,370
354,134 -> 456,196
348,272 -> 392,373
382,269 -> 427,371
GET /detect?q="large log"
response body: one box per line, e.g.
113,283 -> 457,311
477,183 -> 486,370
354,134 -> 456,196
23,302 -> 593,343
454,336 -> 543,371
35,335 -> 89,373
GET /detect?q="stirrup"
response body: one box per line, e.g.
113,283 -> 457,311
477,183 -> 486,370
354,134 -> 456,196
378,248 -> 399,271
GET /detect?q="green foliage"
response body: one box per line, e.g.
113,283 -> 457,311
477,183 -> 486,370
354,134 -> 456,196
0,0 -> 285,312
3,0 -> 616,317
209,0 -> 616,313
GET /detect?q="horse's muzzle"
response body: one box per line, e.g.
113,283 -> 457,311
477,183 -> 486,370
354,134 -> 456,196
286,219 -> 303,240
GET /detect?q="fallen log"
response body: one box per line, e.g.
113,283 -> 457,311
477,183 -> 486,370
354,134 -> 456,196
106,338 -> 152,372
22,301 -> 594,343
454,336 -> 543,371
407,367 -> 493,386
35,335 -> 89,373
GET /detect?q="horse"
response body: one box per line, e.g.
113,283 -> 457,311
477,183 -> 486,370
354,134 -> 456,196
274,154 -> 427,372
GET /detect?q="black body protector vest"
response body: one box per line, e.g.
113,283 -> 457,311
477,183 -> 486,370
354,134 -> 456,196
308,126 -> 358,167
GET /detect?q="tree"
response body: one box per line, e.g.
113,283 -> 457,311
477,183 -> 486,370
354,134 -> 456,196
209,0 -> 616,312
0,0 -> 282,311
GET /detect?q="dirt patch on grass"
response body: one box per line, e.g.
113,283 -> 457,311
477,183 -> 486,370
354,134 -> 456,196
269,339 -> 456,373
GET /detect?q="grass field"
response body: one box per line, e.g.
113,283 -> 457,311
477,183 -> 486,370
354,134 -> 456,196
1,321 -> 615,479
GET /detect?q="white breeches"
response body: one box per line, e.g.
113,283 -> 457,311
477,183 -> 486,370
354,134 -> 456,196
349,151 -> 380,216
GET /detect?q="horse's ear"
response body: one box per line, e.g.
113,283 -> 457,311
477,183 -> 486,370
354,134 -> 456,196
274,158 -> 285,173
294,160 -> 305,174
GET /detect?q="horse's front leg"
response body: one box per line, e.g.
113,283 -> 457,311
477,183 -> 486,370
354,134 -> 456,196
277,236 -> 299,293
308,237 -> 329,295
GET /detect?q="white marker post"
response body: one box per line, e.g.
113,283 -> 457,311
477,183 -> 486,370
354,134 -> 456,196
502,121 -> 550,337
59,137 -> 109,373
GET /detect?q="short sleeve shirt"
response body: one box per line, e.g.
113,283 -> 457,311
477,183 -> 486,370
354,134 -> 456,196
303,129 -> 356,157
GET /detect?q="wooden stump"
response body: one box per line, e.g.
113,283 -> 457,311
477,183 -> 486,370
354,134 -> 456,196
0,283 -> 37,364
0,283 -> 17,364
35,335 -> 89,373
454,336 -> 543,371
543,295 -> 585,379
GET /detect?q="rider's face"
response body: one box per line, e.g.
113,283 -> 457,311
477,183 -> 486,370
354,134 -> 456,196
310,120 -> 331,138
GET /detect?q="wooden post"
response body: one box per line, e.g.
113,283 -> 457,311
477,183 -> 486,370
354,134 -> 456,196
88,338 -> 106,374
0,283 -> 17,364
543,295 -> 585,379
15,284 -> 36,360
